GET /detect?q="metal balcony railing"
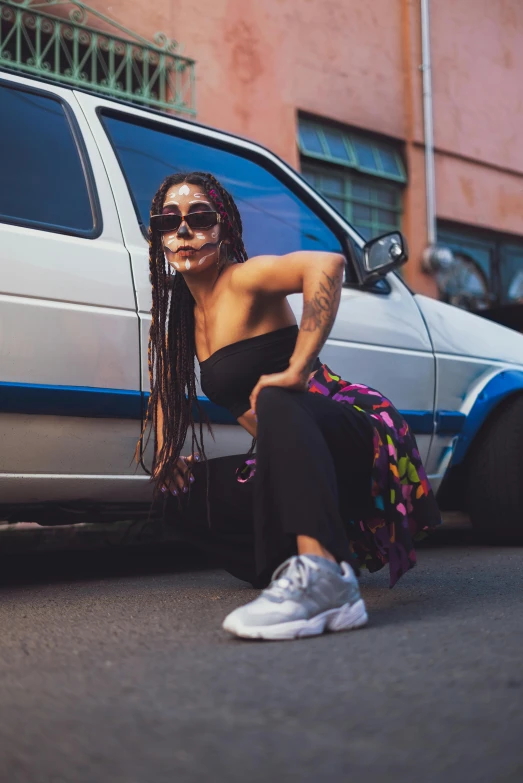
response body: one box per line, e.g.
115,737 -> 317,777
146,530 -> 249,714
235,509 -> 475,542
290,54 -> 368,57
0,0 -> 196,115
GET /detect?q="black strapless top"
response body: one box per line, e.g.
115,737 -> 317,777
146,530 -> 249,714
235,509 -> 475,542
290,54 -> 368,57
200,325 -> 308,419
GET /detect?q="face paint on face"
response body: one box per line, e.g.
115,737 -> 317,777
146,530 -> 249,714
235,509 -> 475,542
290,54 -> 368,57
163,233 -> 177,250
163,223 -> 192,251
194,237 -> 219,250
163,234 -> 179,251
192,240 -> 220,253
165,252 -> 180,271
161,183 -> 225,267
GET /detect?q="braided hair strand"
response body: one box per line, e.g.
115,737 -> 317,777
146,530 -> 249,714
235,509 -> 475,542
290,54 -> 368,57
137,172 -> 249,494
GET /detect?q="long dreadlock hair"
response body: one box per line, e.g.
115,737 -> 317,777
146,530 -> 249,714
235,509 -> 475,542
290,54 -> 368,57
138,172 -> 249,493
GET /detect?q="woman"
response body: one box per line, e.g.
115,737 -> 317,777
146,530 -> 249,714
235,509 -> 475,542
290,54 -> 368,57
141,171 -> 440,641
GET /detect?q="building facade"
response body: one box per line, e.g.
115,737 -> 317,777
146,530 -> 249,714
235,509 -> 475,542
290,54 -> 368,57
4,0 -> 522,306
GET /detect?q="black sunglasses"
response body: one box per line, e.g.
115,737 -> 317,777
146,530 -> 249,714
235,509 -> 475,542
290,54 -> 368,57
150,211 -> 221,233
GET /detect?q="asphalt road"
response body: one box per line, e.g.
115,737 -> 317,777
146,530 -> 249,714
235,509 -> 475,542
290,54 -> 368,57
0,524 -> 522,783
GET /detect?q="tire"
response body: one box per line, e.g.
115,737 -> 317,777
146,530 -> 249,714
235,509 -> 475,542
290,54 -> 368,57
466,394 -> 523,544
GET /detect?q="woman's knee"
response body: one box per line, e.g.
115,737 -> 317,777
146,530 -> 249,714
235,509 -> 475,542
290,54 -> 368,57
257,386 -> 295,421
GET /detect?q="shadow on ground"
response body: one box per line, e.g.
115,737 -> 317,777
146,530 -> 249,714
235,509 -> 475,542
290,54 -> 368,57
0,541 -> 218,588
0,513 -> 486,592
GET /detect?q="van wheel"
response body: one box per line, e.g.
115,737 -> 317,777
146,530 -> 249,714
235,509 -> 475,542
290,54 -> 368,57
466,394 -> 523,544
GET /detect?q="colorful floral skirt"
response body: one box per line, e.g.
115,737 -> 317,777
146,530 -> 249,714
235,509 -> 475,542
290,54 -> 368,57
237,363 -> 441,588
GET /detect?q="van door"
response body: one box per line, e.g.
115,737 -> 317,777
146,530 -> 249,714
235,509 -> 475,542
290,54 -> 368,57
0,75 -> 145,504
79,97 -> 435,467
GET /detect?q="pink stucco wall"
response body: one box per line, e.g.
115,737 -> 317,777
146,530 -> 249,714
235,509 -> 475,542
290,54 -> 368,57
429,0 -> 523,238
431,0 -> 523,172
105,0 -> 409,161
95,0 -> 523,291
436,155 -> 523,232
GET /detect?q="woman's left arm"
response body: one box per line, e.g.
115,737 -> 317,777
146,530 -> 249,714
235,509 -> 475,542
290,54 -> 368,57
230,251 -> 345,413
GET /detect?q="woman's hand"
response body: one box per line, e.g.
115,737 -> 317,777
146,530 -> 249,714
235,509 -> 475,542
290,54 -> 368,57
155,453 -> 200,496
249,367 -> 309,416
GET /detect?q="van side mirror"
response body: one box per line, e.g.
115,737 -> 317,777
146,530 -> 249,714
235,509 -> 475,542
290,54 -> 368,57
362,231 -> 408,279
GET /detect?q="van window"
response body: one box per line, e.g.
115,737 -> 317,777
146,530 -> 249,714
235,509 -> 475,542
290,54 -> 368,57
101,113 -> 343,259
0,83 -> 94,234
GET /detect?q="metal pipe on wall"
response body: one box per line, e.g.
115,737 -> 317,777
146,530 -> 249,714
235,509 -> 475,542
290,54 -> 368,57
420,0 -> 436,246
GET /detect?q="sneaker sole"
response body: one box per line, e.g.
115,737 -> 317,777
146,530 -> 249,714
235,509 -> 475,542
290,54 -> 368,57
222,599 -> 368,641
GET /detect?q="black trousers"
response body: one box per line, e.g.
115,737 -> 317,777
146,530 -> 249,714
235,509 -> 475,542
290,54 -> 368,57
173,387 -> 375,587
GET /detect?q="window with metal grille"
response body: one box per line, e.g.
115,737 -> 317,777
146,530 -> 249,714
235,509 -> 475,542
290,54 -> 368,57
302,166 -> 402,241
438,225 -> 523,309
299,118 -> 406,240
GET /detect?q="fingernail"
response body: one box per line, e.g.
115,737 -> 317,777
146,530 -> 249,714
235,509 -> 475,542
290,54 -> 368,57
250,409 -> 255,415
161,486 -> 166,493
194,454 -> 200,462
183,486 -> 188,493
171,489 -> 178,496
189,475 -> 195,483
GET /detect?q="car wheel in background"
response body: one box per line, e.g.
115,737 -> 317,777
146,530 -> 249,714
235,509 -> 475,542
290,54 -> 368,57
466,394 -> 523,544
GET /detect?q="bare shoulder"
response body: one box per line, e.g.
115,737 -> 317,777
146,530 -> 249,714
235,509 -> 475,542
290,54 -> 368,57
227,254 -> 278,293
228,251 -> 344,297
228,252 -> 312,296
229,254 -> 281,277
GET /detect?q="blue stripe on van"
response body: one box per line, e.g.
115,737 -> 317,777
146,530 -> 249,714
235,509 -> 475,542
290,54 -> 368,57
398,410 -> 434,435
0,381 -> 143,419
435,411 -> 466,435
0,382 -> 467,436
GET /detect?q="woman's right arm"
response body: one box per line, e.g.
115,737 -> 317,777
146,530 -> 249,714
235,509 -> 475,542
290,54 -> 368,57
154,398 -> 196,495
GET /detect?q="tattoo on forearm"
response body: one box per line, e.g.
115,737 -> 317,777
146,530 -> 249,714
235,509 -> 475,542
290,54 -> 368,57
301,271 -> 341,333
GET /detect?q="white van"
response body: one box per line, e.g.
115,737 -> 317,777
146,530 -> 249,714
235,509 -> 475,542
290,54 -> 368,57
1,69 -> 522,540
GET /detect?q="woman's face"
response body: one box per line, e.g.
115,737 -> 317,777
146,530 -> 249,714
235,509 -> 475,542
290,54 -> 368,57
161,182 -> 222,274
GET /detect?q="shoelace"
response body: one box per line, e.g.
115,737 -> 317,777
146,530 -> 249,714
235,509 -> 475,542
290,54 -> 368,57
263,556 -> 320,600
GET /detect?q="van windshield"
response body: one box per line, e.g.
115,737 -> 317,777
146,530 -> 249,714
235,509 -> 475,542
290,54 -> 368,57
101,112 -> 344,260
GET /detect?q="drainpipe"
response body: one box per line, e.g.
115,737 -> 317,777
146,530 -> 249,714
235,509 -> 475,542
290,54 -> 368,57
420,0 -> 436,247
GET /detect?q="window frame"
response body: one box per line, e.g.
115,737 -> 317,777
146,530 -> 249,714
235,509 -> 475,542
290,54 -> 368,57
302,162 -> 403,241
98,106 -> 364,285
0,77 -> 102,239
298,118 -> 407,184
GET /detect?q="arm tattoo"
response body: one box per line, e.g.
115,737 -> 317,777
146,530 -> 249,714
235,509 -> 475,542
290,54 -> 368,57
301,271 -> 341,333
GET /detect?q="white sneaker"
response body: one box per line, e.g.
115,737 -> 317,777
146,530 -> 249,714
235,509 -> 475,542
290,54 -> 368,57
222,555 -> 368,640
